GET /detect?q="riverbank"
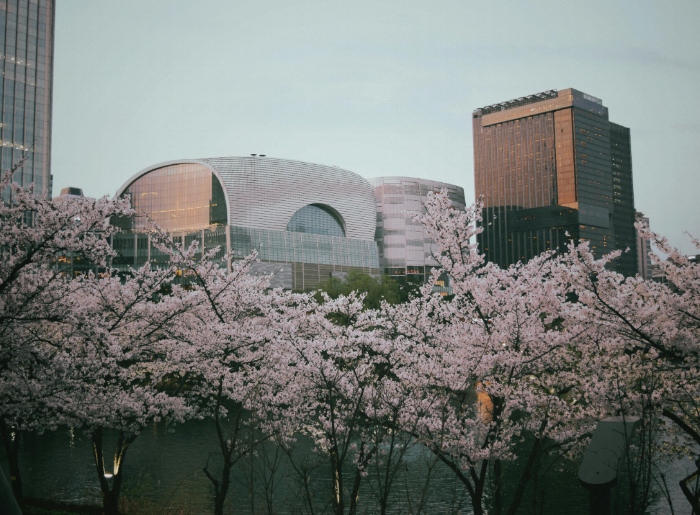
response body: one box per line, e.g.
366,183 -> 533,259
20,498 -> 102,515
2,418 -> 692,514
21,497 -> 201,515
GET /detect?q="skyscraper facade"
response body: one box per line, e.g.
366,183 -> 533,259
0,0 -> 54,199
472,88 -> 637,275
610,122 -> 637,277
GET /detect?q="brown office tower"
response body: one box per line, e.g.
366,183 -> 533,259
472,88 -> 637,276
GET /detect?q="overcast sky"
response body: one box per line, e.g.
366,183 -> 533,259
52,0 -> 700,251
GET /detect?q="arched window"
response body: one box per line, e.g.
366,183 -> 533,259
287,204 -> 345,237
113,163 -> 227,233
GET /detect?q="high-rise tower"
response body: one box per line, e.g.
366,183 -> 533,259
472,88 -> 637,276
0,0 -> 54,199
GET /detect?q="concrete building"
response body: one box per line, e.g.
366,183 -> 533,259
472,88 -> 638,276
111,156 -> 380,290
371,177 -> 465,292
0,0 -> 55,199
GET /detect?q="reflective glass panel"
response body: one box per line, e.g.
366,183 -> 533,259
114,163 -> 227,233
286,204 -> 345,237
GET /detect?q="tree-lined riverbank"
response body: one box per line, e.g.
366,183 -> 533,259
4,419 -> 695,514
2,169 -> 700,514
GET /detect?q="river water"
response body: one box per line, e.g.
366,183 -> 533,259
0,418 -> 694,514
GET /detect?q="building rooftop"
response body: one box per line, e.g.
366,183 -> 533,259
59,187 -> 84,197
53,187 -> 91,202
475,89 -> 559,116
473,88 -> 604,116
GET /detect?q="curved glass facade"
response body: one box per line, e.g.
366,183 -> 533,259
114,163 -> 227,233
286,204 -> 345,237
200,157 -> 376,240
112,157 -> 380,291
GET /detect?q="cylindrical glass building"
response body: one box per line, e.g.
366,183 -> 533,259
371,177 -> 466,292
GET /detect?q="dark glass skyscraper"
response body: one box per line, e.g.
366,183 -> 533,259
0,0 -> 54,199
610,122 -> 637,277
472,88 -> 637,276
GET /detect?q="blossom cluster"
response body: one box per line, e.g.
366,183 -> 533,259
1,178 -> 698,515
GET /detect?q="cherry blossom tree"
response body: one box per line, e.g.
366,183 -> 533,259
635,230 -> 700,449
48,254 -> 202,515
0,164 -> 132,501
264,289 -> 408,515
385,191 -> 610,515
4,160 -> 697,515
554,226 -> 700,488
160,239 -> 295,515
353,291 -> 450,515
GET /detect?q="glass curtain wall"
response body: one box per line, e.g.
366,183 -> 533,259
113,163 -> 227,233
610,122 -> 637,277
473,89 -> 636,275
0,0 -> 54,200
286,204 -> 345,237
473,111 -> 562,267
372,176 -> 465,293
111,226 -> 379,277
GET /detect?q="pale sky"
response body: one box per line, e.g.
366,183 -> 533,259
52,0 -> 700,251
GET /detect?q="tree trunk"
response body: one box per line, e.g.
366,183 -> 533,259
216,464 -> 232,515
494,459 -> 502,515
431,449 -> 480,515
210,468 -> 228,515
348,442 -> 377,515
470,491 -> 484,515
205,454 -> 232,515
470,461 -> 488,515
0,418 -> 22,503
248,419 -> 255,515
379,432 -> 397,515
92,427 -> 137,515
103,488 -> 120,515
662,409 -> 700,447
348,466 -> 362,515
505,427 -> 546,515
330,447 -> 345,515
203,382 -> 240,515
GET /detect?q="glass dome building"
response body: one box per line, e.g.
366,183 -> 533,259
112,156 -> 379,290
